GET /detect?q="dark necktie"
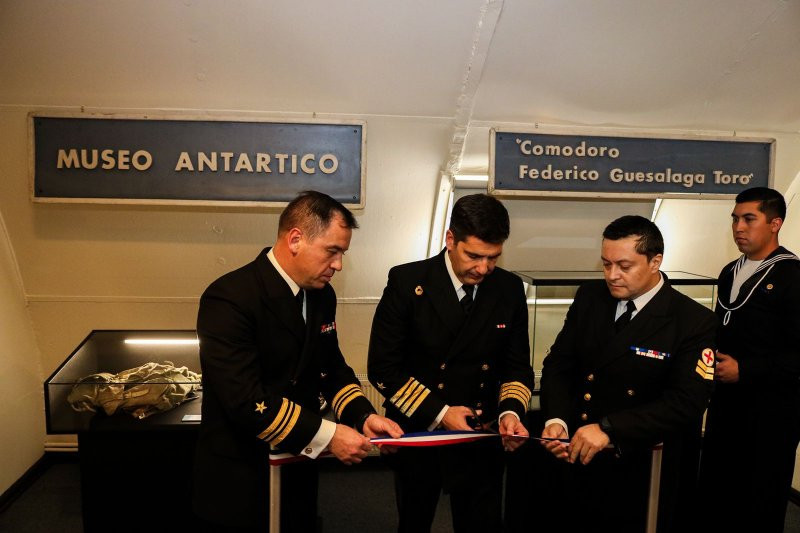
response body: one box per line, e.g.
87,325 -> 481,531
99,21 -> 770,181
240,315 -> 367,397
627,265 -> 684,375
460,284 -> 475,315
295,289 -> 305,319
615,300 -> 636,332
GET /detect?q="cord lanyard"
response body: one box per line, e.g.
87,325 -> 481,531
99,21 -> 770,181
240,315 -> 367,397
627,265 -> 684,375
716,253 -> 799,325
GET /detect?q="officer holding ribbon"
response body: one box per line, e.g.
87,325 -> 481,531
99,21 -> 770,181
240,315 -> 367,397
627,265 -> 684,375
539,215 -> 716,533
193,191 -> 402,532
368,193 -> 534,532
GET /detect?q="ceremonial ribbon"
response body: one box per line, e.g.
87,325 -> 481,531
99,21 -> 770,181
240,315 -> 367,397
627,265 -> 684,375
268,430 -> 658,465
369,429 -> 499,446
269,430 -> 542,465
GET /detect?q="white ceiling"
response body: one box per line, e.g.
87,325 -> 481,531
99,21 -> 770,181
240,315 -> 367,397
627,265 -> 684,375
1,0 -> 798,174
474,0 -> 800,132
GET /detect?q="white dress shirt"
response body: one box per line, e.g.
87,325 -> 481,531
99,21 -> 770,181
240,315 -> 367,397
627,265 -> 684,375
266,249 -> 335,458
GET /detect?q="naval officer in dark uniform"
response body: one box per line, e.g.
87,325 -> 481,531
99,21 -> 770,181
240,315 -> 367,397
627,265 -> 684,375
698,187 -> 800,532
368,193 -> 534,532
540,215 -> 716,533
193,191 -> 402,532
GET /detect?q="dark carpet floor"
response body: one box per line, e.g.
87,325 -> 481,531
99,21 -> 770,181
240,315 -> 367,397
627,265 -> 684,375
0,454 -> 452,533
1,454 -> 799,532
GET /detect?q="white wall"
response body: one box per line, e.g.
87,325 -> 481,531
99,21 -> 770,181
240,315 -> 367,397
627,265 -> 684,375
657,132 -> 800,275
781,171 -> 800,252
0,209 -> 45,494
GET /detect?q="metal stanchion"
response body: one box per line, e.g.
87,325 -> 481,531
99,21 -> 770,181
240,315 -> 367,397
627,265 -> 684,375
645,444 -> 664,533
269,459 -> 281,533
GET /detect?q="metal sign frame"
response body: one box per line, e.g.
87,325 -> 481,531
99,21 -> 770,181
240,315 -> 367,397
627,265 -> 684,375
489,126 -> 774,200
29,111 -> 367,209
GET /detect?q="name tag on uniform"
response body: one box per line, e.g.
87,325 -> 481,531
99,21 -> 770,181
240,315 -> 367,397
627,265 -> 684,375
631,346 -> 670,360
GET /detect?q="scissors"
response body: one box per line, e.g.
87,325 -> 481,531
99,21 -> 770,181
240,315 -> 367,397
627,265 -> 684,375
467,407 -> 486,431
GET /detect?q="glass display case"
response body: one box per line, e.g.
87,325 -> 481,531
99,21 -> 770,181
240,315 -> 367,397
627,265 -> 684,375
44,330 -> 202,532
514,271 -> 717,397
44,329 -> 202,433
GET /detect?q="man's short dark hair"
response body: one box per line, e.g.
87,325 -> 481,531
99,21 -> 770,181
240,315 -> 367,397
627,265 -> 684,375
602,215 -> 664,260
735,187 -> 786,221
449,194 -> 510,244
278,191 -> 358,239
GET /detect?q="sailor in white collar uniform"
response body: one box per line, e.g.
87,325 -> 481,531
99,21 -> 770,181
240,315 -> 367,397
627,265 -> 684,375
699,187 -> 800,533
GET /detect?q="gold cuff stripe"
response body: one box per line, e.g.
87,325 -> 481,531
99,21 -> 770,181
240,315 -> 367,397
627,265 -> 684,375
257,398 -> 289,441
332,384 -> 359,407
500,381 -> 532,404
500,389 -> 532,404
500,390 -> 529,402
333,389 -> 359,419
390,377 -> 432,416
390,378 -> 416,405
404,388 -> 430,417
258,398 -> 300,444
332,384 -> 364,419
261,403 -> 293,444
500,391 -> 530,407
272,402 -> 301,445
501,381 -> 532,397
397,382 -> 426,412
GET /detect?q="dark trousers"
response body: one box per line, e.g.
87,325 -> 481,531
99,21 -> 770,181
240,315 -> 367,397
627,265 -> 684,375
506,412 -> 698,533
389,439 -> 504,533
568,451 -> 651,533
698,399 -> 800,533
194,460 -> 319,533
280,461 -> 321,532
515,447 -> 652,533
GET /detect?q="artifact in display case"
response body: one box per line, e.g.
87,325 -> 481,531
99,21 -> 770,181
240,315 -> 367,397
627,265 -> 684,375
44,330 -> 202,433
44,330 -> 203,532
513,271 -> 716,394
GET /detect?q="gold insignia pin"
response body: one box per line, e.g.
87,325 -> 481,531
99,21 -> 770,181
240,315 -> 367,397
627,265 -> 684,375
377,382 -> 386,390
415,285 -> 423,296
255,401 -> 267,414
766,284 -> 774,290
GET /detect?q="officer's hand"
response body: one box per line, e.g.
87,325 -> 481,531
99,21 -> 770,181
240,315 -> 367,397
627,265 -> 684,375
441,406 -> 480,431
541,423 -> 569,461
329,423 -> 372,465
569,423 -> 610,465
715,351 -> 740,383
361,414 -> 404,454
499,413 -> 528,452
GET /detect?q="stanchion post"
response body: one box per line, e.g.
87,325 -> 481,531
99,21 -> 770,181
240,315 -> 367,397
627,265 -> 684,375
269,459 -> 281,533
646,444 -> 663,533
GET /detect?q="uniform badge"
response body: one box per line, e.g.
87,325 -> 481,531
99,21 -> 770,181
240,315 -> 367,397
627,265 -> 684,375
695,348 -> 715,381
496,323 -> 506,329
415,285 -> 423,296
376,382 -> 386,390
631,346 -> 669,360
255,401 -> 267,414
320,321 -> 336,334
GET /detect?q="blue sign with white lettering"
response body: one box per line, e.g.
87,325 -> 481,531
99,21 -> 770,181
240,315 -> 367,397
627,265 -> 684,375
491,130 -> 773,198
31,115 -> 365,207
